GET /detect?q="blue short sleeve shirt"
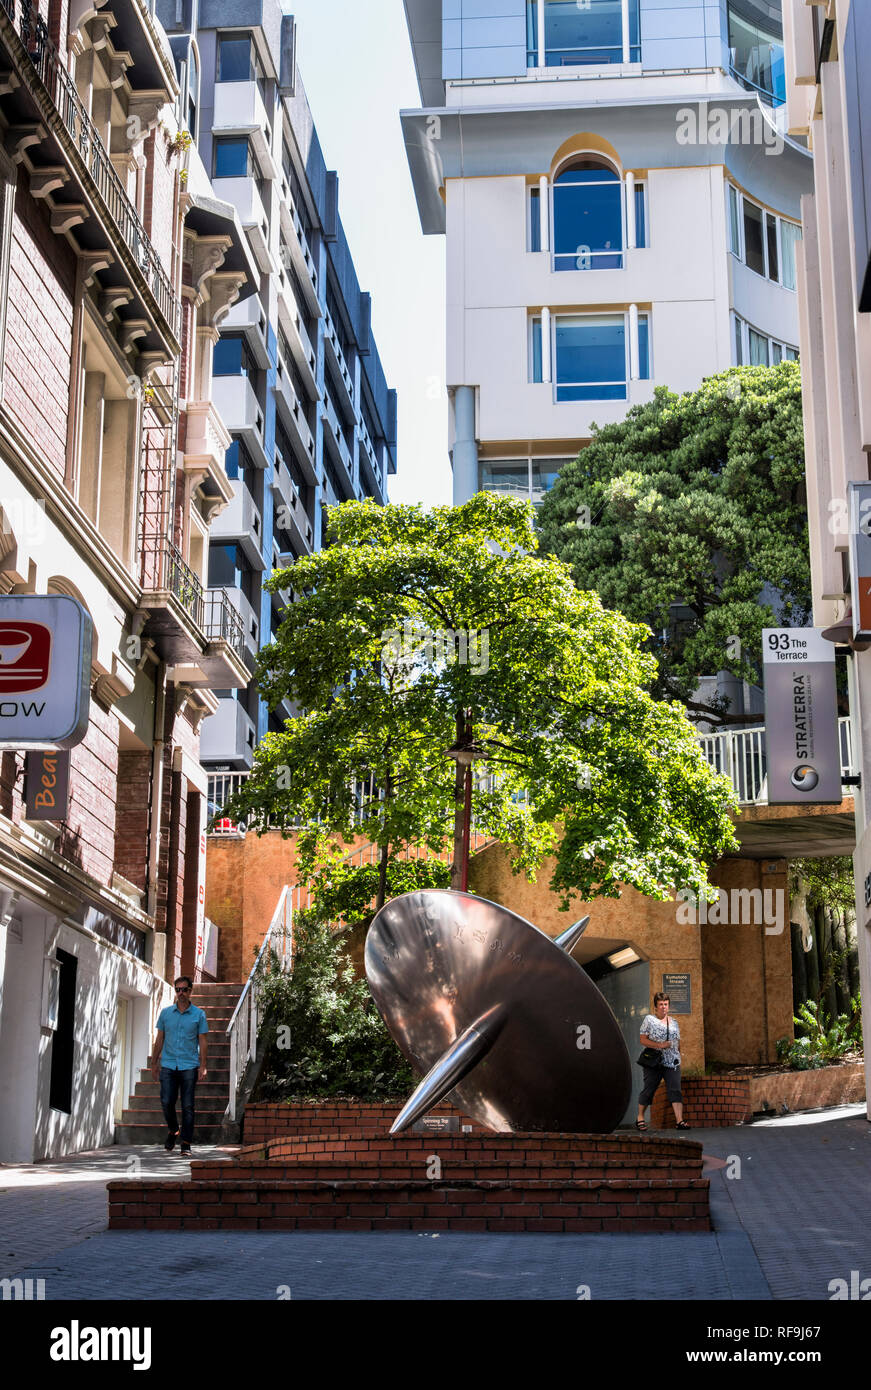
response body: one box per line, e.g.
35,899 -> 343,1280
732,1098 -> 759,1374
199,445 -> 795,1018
157,1003 -> 208,1071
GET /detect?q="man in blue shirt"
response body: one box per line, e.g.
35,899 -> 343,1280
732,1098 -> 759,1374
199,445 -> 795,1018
151,976 -> 209,1154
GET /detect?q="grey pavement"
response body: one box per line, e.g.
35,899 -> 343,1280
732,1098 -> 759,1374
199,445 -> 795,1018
0,1107 -> 868,1300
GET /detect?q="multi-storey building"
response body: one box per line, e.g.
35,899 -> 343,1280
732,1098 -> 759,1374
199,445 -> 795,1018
158,1 -> 399,775
402,0 -> 810,508
0,0 -> 256,1160
783,0 -> 871,1117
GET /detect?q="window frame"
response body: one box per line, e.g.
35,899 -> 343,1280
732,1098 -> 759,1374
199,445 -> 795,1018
731,311 -> 799,366
530,309 -> 651,399
726,182 -> 801,289
213,136 -> 255,180
477,455 -> 575,507
551,159 -> 625,272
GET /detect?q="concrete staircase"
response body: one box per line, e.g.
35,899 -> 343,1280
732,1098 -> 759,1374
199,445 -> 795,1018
115,981 -> 244,1146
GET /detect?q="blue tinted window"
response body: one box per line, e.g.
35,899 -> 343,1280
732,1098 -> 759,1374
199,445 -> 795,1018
554,162 -> 622,271
214,337 -> 243,375
218,37 -> 252,83
634,184 -> 646,248
529,187 -> 541,252
555,316 -> 626,400
224,440 -> 240,478
638,315 -> 649,379
214,138 -> 249,178
528,0 -> 640,67
532,317 -> 543,382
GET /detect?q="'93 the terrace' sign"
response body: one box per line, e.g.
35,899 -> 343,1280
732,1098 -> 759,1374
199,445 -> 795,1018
0,596 -> 93,750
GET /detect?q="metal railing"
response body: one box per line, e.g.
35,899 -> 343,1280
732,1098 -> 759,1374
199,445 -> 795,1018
697,716 -> 855,806
225,883 -> 296,1123
1,0 -> 179,334
140,541 -> 246,661
210,720 -> 857,827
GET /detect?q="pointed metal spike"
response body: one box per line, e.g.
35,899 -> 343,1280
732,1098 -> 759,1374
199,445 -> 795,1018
553,916 -> 590,955
390,1004 -> 507,1136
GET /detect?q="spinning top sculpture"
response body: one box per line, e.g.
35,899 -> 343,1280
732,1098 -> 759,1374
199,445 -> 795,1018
365,890 -> 632,1135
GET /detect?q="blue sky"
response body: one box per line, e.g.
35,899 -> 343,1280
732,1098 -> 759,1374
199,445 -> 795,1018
286,1 -> 451,507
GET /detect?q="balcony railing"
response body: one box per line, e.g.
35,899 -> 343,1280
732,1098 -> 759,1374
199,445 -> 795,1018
208,720 -> 858,835
140,540 -> 246,661
1,0 -> 179,334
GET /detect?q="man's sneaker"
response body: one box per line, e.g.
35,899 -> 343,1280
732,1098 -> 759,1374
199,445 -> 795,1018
164,1131 -> 178,1152
179,1142 -> 191,1156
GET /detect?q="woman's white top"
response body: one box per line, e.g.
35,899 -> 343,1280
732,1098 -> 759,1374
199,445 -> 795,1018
641,1013 -> 681,1069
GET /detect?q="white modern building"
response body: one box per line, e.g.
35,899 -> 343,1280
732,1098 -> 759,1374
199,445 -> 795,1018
402,0 -> 812,506
783,0 -> 871,1118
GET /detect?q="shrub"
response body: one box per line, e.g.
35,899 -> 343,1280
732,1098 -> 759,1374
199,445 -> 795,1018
253,910 -> 413,1101
776,995 -> 862,1070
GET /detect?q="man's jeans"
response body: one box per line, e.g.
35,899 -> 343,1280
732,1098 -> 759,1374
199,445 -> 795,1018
159,1067 -> 198,1143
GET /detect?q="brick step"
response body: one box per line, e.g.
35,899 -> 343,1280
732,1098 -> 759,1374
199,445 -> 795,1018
245,1134 -> 703,1169
138,1066 -> 231,1082
192,1159 -> 704,1183
114,1124 -> 227,1146
119,1112 -> 230,1134
128,1085 -> 231,1105
108,1178 -> 711,1232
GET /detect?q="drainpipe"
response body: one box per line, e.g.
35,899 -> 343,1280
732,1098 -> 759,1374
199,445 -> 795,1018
537,0 -> 546,68
621,0 -> 631,63
146,661 -> 167,927
452,386 -> 479,505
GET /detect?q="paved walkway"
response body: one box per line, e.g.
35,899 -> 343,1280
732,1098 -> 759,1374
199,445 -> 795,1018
0,1107 -> 868,1300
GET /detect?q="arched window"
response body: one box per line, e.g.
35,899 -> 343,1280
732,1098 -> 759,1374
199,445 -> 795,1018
553,159 -> 623,271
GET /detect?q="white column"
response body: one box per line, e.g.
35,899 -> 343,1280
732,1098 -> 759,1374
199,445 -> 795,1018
541,306 -> 552,384
539,175 -> 549,253
625,171 -> 636,250
537,0 -> 546,67
628,303 -> 639,380
621,0 -> 631,62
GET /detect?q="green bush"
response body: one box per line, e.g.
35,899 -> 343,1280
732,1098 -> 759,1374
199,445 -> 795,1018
775,996 -> 862,1071
253,910 -> 414,1101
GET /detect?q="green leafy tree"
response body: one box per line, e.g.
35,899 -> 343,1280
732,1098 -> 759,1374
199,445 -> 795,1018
222,494 -> 738,908
537,364 -> 810,727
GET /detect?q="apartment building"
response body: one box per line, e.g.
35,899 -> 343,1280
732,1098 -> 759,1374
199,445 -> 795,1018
402,0 -> 810,507
157,0 -> 399,775
783,0 -> 871,1116
0,0 -> 256,1160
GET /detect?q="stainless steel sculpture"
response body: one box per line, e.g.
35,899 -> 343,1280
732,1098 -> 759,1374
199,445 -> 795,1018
365,890 -> 632,1135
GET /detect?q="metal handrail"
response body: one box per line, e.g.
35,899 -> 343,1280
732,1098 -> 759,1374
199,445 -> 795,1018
203,588 -> 246,661
1,0 -> 179,333
225,883 -> 295,1123
697,715 -> 855,806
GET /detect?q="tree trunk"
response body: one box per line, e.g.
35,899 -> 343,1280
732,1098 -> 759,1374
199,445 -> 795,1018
450,708 -> 466,891
376,839 -> 389,914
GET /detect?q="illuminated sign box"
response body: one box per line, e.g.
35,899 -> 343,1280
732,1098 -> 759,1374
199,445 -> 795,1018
0,596 -> 93,750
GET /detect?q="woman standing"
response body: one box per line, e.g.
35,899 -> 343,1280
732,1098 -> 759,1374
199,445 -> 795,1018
636,992 -> 690,1130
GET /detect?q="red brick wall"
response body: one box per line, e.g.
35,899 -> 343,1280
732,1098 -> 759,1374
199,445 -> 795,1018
4,185 -> 75,478
57,700 -> 119,887
115,751 -> 152,892
242,1103 -> 489,1143
650,1077 -> 752,1129
142,128 -> 177,273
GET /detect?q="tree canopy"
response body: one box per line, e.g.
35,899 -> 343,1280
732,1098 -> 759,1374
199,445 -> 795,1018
221,494 -> 738,909
536,363 -> 810,726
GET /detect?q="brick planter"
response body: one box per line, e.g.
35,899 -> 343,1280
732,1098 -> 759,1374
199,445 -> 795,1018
650,1078 -> 751,1130
108,1128 -> 710,1233
242,1101 -> 486,1143
649,1063 -> 866,1128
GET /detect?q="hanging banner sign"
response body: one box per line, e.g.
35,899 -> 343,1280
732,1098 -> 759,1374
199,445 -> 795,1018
763,628 -> 843,804
849,481 -> 871,640
24,750 -> 71,820
0,596 -> 92,750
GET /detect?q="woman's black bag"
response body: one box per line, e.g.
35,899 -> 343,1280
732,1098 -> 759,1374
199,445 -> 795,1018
637,1019 -> 669,1068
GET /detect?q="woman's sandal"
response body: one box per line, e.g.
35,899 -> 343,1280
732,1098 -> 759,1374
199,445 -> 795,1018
675,1121 -> 691,1129
635,1119 -> 648,1131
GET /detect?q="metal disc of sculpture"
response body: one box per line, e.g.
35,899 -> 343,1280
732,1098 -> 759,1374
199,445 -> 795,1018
365,889 -> 632,1135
